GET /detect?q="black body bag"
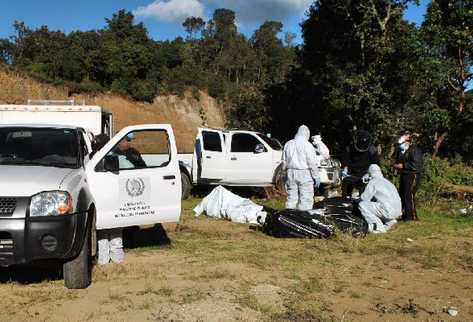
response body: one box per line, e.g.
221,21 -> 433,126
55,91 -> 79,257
263,197 -> 368,239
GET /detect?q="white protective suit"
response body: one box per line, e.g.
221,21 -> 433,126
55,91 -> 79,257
98,229 -> 124,265
282,125 -> 319,210
358,164 -> 402,233
193,186 -> 267,225
311,135 -> 330,161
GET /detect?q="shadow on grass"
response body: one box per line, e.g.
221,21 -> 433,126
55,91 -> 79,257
123,224 -> 171,249
0,224 -> 173,285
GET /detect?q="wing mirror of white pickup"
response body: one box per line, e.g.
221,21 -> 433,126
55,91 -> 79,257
104,155 -> 119,173
254,144 -> 266,154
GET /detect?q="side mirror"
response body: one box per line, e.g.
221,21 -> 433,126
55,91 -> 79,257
254,143 -> 266,154
103,155 -> 119,173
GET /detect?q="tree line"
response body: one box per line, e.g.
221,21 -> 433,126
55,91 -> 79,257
0,9 -> 294,102
0,1 -> 472,162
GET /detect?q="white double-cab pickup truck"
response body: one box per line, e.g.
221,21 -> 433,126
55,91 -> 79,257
178,128 -> 341,198
0,103 -> 181,289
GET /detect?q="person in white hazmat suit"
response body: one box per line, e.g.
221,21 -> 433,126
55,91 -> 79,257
282,125 -> 320,210
358,164 -> 402,233
311,134 -> 330,161
98,229 -> 124,264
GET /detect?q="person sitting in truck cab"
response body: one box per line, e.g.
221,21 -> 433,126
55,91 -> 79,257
115,133 -> 146,168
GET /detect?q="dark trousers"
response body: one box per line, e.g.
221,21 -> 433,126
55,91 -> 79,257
342,175 -> 366,198
400,173 -> 421,221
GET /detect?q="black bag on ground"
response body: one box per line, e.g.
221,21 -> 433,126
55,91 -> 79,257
263,197 -> 368,239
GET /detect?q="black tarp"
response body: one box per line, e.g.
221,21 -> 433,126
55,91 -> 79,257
263,197 -> 368,238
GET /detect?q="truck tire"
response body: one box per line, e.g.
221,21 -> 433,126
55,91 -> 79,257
181,171 -> 192,200
63,226 -> 92,289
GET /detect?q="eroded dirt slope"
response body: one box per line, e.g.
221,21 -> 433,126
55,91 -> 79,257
0,68 -> 226,151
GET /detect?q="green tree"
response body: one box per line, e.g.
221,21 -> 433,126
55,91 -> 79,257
414,0 -> 473,157
182,17 -> 205,40
251,21 -> 292,83
0,38 -> 13,63
100,10 -> 156,100
423,0 -> 473,114
295,0 -> 419,150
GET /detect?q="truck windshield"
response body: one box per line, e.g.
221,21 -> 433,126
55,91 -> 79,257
257,134 -> 282,151
0,127 -> 79,168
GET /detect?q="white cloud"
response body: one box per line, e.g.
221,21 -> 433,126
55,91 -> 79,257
204,0 -> 313,23
133,0 -> 205,23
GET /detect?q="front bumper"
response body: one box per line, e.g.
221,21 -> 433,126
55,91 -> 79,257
0,212 -> 88,267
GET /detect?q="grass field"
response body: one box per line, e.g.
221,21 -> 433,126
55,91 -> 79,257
0,194 -> 472,322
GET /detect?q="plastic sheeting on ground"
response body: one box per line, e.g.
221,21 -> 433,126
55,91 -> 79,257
263,197 -> 368,238
194,186 -> 267,225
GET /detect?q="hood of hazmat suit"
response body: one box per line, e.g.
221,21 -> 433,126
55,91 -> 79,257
282,125 -> 318,175
367,164 -> 383,179
295,125 -> 310,141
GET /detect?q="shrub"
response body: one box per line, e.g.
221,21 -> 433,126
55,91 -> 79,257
129,79 -> 157,102
418,155 -> 473,200
67,80 -> 105,94
381,155 -> 473,202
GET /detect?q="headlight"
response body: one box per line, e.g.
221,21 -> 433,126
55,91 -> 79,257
320,160 -> 328,167
30,191 -> 73,217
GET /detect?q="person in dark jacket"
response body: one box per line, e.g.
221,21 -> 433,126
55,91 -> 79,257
393,131 -> 423,221
91,133 -> 110,158
116,133 -> 146,168
341,130 -> 380,198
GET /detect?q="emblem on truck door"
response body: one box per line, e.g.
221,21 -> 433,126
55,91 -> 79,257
125,178 -> 145,197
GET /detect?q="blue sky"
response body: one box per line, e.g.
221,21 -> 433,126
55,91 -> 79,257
0,0 -> 429,42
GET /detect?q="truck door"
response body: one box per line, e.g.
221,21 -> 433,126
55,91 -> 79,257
195,128 -> 226,181
86,125 -> 181,230
226,132 -> 273,185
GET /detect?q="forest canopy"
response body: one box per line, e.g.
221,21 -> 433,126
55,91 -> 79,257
0,1 -> 472,161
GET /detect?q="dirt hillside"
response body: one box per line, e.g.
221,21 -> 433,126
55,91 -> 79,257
0,68 -> 226,151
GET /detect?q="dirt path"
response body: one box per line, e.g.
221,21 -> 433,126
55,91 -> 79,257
1,204 -> 472,322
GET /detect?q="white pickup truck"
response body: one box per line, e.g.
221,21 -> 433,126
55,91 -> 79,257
0,123 -> 181,289
178,128 -> 285,198
178,128 -> 341,198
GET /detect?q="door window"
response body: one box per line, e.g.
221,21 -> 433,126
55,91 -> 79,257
106,130 -> 171,170
231,133 -> 266,153
202,131 -> 222,152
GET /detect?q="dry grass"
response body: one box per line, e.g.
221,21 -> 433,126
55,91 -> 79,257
0,194 -> 472,321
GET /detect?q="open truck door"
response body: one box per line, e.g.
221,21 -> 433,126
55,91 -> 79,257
193,128 -> 226,182
86,124 -> 181,230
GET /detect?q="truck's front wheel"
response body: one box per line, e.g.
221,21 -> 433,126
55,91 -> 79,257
63,226 -> 92,289
181,171 -> 192,200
